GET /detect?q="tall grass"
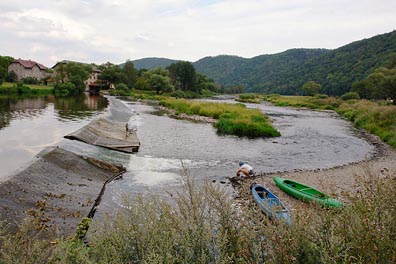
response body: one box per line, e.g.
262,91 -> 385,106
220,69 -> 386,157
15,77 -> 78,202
235,93 -> 261,104
160,98 -> 280,138
1,167 -> 396,263
262,166 -> 396,263
337,100 -> 396,147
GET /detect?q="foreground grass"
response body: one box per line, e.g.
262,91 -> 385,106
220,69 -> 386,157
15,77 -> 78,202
1,167 -> 396,263
263,94 -> 396,148
160,98 -> 281,138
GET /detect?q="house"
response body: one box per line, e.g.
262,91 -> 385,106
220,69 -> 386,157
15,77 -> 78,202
52,60 -> 101,91
8,59 -> 49,81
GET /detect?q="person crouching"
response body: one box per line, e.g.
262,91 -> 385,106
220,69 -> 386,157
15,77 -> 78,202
236,161 -> 254,178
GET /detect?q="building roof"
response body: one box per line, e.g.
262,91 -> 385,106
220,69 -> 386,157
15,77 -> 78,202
11,59 -> 48,70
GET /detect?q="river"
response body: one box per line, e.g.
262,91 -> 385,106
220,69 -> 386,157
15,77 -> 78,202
0,94 -> 375,214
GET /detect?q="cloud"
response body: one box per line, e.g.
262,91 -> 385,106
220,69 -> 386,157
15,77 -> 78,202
1,0 -> 395,67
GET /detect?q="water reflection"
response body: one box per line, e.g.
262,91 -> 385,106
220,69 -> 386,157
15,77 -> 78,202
0,94 -> 108,179
0,94 -> 108,130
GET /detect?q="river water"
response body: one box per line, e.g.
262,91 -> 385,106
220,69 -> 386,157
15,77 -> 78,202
0,95 -> 375,214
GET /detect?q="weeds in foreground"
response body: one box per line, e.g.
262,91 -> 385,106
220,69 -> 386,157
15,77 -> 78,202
1,167 -> 396,263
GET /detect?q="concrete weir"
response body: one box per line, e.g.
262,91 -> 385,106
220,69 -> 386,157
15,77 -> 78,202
0,147 -> 125,236
65,117 -> 140,153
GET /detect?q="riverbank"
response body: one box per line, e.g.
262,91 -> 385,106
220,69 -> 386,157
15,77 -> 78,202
232,127 -> 396,212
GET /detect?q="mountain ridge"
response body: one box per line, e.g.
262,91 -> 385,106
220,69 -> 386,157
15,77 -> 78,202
131,30 -> 396,95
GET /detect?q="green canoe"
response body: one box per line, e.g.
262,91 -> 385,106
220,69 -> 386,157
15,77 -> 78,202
273,177 -> 342,208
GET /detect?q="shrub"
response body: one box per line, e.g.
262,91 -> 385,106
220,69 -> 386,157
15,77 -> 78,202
22,77 -> 40,85
115,83 -> 128,92
54,82 -> 76,96
341,92 -> 360,101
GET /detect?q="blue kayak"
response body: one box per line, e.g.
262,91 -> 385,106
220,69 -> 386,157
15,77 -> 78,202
250,182 -> 291,225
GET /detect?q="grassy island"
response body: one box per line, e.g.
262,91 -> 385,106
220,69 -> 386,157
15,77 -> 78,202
159,98 -> 280,138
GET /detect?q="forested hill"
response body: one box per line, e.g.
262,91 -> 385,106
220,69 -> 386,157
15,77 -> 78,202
194,30 -> 396,95
131,57 -> 179,70
194,49 -> 330,94
129,30 -> 396,95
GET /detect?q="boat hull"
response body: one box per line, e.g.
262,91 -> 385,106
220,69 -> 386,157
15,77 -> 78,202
273,177 -> 342,208
250,183 -> 291,225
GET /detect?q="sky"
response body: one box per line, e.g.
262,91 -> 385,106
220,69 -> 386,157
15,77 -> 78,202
1,0 -> 395,67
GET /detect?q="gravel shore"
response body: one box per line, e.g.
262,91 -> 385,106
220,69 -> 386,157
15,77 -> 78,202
232,129 -> 396,212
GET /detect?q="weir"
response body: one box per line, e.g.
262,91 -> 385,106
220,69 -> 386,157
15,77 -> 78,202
0,147 -> 125,236
65,117 -> 140,153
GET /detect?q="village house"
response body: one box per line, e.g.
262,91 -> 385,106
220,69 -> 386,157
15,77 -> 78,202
52,60 -> 101,91
8,59 -> 49,81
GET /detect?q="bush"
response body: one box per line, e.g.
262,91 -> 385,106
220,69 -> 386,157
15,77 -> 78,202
313,94 -> 329,99
22,77 -> 40,85
341,92 -> 360,101
115,83 -> 129,92
109,89 -> 128,96
54,82 -> 76,96
169,90 -> 201,98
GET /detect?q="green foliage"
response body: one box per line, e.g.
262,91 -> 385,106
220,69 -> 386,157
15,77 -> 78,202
74,217 -> 92,240
341,91 -> 360,100
352,66 -> 396,101
129,57 -> 178,70
122,60 -> 137,89
167,61 -> 196,91
54,62 -> 92,94
98,63 -> 126,87
108,89 -> 128,96
337,100 -> 396,147
0,55 -> 14,83
302,81 -> 321,96
193,31 -> 396,96
160,98 -> 280,138
115,83 -> 128,92
54,82 -> 76,96
148,73 -> 174,94
22,77 -> 40,85
236,93 -> 261,103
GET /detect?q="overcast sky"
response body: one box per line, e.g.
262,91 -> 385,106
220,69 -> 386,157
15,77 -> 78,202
1,0 -> 395,67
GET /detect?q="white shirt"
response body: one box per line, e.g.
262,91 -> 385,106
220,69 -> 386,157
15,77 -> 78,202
240,164 -> 253,171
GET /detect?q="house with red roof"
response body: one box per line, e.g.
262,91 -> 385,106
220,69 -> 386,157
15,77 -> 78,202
8,59 -> 49,82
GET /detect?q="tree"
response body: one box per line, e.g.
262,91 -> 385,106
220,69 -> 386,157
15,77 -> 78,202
148,74 -> 174,94
122,60 -> 137,89
353,66 -> 396,102
302,81 -> 321,96
0,56 -> 14,83
167,61 -> 196,91
54,62 -> 92,94
98,63 -> 126,88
